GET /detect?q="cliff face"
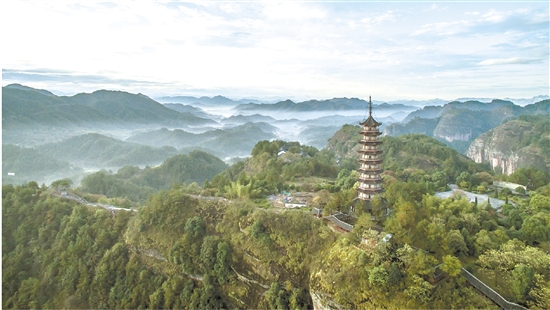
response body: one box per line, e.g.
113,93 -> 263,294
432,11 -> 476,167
466,117 -> 549,175
385,99 -> 549,154
466,137 -> 519,175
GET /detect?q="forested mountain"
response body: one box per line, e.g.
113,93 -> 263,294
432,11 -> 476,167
2,85 -> 117,129
79,150 -> 228,202
127,122 -> 278,158
234,97 -> 418,113
162,103 -> 217,120
327,125 -> 489,182
221,114 -> 276,125
2,144 -> 82,185
2,84 -> 215,130
385,99 -> 550,153
156,95 -> 243,106
36,133 -> 180,168
467,114 -> 550,175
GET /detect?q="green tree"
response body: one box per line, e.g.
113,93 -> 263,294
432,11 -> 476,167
515,186 -> 526,195
520,214 -> 549,245
368,266 -> 389,288
446,229 -> 469,256
441,255 -> 462,277
214,241 -> 232,284
500,187 -> 512,197
529,194 -> 550,213
184,216 -> 206,238
51,178 -> 73,190
476,185 -> 486,194
512,264 -> 535,303
199,236 -> 219,272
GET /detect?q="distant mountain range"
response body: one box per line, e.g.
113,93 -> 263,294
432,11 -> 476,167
455,95 -> 549,106
162,103 -> 218,120
2,84 -> 215,130
127,122 -> 278,158
157,94 -> 549,109
232,98 -> 419,113
220,114 -> 277,125
384,99 -> 550,154
156,95 -> 265,106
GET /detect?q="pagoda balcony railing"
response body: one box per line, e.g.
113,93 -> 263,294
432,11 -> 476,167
359,164 -> 381,170
357,176 -> 382,183
358,159 -> 383,165
358,169 -> 383,174
358,184 -> 382,190
360,146 -> 381,151
358,151 -> 383,157
359,145 -> 380,150
360,136 -> 382,141
358,173 -> 381,179
359,131 -> 382,137
359,154 -> 380,160
357,187 -> 384,194
359,147 -> 382,153
360,127 -> 382,132
358,192 -> 382,200
358,140 -> 382,145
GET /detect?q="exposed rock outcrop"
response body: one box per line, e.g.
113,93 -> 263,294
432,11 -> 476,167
466,117 -> 549,175
385,99 -> 548,154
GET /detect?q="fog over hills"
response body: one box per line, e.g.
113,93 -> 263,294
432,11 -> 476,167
2,83 -> 548,186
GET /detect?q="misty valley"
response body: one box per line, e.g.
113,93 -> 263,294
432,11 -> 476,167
2,84 -> 418,185
3,83 -> 550,309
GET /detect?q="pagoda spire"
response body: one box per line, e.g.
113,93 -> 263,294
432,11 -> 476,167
369,96 -> 372,117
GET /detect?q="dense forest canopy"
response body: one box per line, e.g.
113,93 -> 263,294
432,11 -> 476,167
3,126 -> 550,308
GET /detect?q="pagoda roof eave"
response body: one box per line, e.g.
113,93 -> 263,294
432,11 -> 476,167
360,116 -> 382,127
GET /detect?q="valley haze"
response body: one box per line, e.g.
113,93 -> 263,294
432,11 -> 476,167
2,83 -> 548,187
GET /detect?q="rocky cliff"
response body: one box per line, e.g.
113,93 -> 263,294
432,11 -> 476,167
385,99 -> 548,154
466,115 -> 550,175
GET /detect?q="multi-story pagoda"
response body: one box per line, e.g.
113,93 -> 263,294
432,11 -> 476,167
357,96 -> 383,205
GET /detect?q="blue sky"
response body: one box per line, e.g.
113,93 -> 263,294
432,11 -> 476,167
1,1 -> 548,101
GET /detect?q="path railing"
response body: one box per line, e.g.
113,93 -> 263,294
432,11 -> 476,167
461,268 -> 527,310
324,214 -> 353,232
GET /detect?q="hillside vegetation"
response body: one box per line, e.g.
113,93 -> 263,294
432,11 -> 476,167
385,99 -> 550,153
328,125 -> 490,184
37,133 -> 180,168
79,151 -> 228,202
127,122 -> 278,158
2,84 -> 213,128
2,144 -> 82,185
467,114 -> 550,176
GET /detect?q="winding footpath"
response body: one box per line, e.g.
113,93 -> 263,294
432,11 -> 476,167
52,192 -> 137,213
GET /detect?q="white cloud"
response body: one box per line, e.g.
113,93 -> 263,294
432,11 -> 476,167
411,20 -> 473,36
482,9 -> 509,23
1,1 -> 548,100
478,57 -> 535,66
361,10 -> 395,24
262,2 -> 326,20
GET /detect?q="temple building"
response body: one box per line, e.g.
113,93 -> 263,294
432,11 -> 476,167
356,96 -> 384,207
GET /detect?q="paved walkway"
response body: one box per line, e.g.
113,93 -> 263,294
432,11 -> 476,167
435,184 -> 507,209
